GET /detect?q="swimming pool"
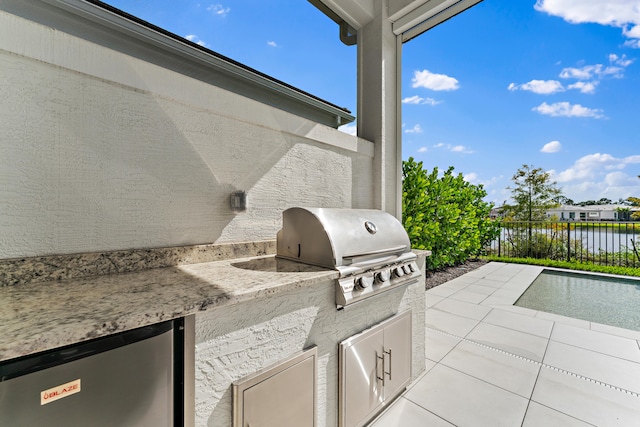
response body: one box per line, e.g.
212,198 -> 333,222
515,269 -> 640,331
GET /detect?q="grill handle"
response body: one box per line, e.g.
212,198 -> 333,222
384,348 -> 392,381
375,351 -> 385,386
343,245 -> 408,259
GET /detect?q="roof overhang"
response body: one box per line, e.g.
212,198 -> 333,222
19,0 -> 355,128
310,0 -> 483,43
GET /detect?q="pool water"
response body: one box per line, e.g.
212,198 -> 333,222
515,270 -> 640,331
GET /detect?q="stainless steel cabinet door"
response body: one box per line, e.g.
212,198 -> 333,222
381,312 -> 412,400
340,328 -> 385,427
339,310 -> 412,427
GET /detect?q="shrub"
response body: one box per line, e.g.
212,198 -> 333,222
402,158 -> 500,271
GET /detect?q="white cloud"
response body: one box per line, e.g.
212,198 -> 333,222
559,63 -> 625,80
207,4 -> 230,17
185,34 -> 206,47
532,101 -> 604,118
267,41 -> 278,47
405,124 -> 423,134
534,0 -> 640,47
624,39 -> 640,48
464,173 -> 503,189
604,171 -> 631,186
548,153 -> 640,202
464,172 -> 478,183
609,53 -> 634,67
411,70 -> 460,91
402,95 -> 441,106
508,79 -> 564,94
553,153 -> 640,183
567,81 -> 598,94
512,54 -> 631,99
417,147 -> 428,153
338,123 -> 357,136
433,143 -> 474,154
541,140 -> 562,153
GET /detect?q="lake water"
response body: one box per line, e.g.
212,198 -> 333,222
496,226 -> 639,253
515,270 -> 640,331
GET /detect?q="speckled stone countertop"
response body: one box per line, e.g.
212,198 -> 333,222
0,252 -> 335,362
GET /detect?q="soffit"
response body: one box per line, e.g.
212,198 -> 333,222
313,0 -> 483,42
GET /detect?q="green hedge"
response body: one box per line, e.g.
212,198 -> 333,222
403,158 -> 500,271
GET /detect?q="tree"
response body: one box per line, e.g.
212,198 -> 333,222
402,157 -> 500,270
503,165 -> 563,258
598,197 -> 613,205
628,175 -> 640,220
505,164 -> 562,221
554,195 -> 574,206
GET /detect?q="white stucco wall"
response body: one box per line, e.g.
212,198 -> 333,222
0,4 -> 374,259
194,275 -> 426,427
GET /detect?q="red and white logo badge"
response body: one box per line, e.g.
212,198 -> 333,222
41,379 -> 81,405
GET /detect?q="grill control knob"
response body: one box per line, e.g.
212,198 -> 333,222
355,275 -> 374,289
393,266 -> 405,277
402,264 -> 412,274
376,269 -> 391,283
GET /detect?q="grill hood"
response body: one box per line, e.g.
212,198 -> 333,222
276,207 -> 412,273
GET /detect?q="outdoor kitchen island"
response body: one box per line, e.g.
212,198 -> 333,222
0,242 -> 428,426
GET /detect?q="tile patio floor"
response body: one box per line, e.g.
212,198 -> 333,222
370,262 -> 640,427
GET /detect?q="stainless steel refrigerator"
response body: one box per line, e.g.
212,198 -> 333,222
0,319 -> 183,427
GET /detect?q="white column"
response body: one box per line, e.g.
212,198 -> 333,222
357,0 -> 402,219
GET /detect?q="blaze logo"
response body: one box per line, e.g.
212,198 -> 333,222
40,379 -> 81,405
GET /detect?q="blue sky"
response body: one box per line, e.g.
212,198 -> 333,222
104,0 -> 640,206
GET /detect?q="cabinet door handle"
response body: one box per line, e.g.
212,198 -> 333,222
375,351 -> 385,386
383,348 -> 392,381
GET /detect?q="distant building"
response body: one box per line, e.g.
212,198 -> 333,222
489,207 -> 504,219
546,205 -> 640,222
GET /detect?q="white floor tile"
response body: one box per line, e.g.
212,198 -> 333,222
463,284 -> 497,295
494,305 -> 538,317
481,288 -> 526,305
590,322 -> 640,341
543,341 -> 640,394
405,364 -> 528,427
532,367 -> 640,427
535,311 -> 591,329
551,323 -> 640,362
473,278 -> 507,288
425,327 -> 462,363
369,397 -> 454,427
522,402 -> 595,427
466,322 -> 549,362
449,289 -> 488,304
483,309 -> 554,338
425,308 -> 480,337
439,340 -> 541,398
432,298 -> 492,321
480,296 -> 519,307
427,285 -> 463,298
426,294 -> 445,308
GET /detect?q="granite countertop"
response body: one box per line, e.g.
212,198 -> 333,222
0,255 -> 336,362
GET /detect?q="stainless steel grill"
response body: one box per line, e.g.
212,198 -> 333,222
276,207 -> 419,308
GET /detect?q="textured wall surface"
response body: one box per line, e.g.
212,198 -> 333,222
194,272 -> 426,427
0,7 -> 374,259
